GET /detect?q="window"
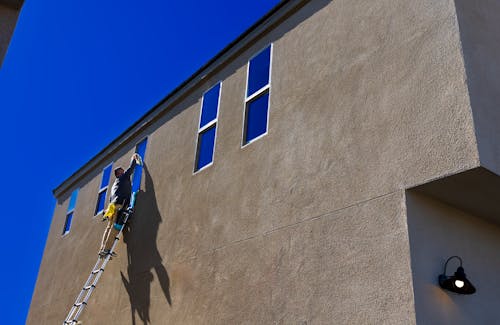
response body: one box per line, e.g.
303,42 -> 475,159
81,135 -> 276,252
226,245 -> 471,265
95,164 -> 112,215
63,212 -> 73,236
68,188 -> 78,212
132,138 -> 148,193
244,44 -> 272,145
63,189 -> 78,236
195,83 -> 221,172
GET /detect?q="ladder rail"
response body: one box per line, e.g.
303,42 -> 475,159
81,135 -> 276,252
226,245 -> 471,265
66,267 -> 103,322
62,206 -> 133,325
71,254 -> 111,322
66,257 -> 102,319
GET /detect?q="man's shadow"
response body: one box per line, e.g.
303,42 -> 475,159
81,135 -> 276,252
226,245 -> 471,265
121,164 -> 172,325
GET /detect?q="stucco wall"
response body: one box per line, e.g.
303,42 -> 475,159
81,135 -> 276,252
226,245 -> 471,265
28,146 -> 139,324
28,0 -> 481,323
455,0 -> 500,175
406,192 -> 500,324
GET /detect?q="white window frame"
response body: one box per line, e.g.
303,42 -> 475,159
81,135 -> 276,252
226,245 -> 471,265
62,211 -> 73,237
62,189 -> 78,237
194,81 -> 222,174
242,43 -> 273,147
132,136 -> 148,193
94,162 -> 113,216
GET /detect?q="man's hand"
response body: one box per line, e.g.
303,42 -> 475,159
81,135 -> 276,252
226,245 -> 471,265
131,153 -> 140,162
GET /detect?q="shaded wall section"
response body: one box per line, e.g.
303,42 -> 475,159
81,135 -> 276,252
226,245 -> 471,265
455,0 -> 500,175
410,167 -> 500,226
406,192 -> 500,324
0,1 -> 23,67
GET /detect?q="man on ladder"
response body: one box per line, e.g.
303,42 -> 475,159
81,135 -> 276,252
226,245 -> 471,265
99,153 -> 142,257
64,153 -> 144,324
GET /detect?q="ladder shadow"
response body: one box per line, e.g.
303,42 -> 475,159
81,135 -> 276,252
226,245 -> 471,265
121,164 -> 172,325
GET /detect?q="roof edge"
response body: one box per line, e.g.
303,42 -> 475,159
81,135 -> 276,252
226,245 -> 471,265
53,0 -> 310,198
0,0 -> 24,10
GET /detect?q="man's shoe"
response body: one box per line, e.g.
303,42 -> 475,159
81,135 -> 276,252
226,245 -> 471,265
99,249 -> 117,258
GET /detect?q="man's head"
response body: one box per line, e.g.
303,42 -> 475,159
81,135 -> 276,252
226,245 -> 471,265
114,167 -> 125,177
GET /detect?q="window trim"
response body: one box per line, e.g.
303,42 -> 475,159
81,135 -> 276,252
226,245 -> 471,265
194,81 -> 222,174
67,188 -> 79,214
62,212 -> 73,236
242,43 -> 273,147
99,163 -> 113,191
94,189 -> 107,216
62,189 -> 78,237
94,163 -> 113,216
135,136 -> 149,154
132,136 -> 148,194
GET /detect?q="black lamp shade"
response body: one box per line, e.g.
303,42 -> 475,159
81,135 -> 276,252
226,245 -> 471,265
439,265 -> 476,295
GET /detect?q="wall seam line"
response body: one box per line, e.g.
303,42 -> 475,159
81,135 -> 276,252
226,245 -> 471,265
182,189 -> 403,262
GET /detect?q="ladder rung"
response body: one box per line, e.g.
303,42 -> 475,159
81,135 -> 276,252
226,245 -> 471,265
74,302 -> 87,307
91,268 -> 104,274
83,284 -> 96,290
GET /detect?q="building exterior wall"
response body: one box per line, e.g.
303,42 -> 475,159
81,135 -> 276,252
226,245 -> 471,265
407,192 -> 500,324
28,146 -> 138,324
28,0 -> 488,324
455,0 -> 500,176
0,1 -> 23,67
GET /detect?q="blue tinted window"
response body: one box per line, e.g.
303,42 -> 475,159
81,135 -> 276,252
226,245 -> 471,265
100,164 -> 112,189
63,212 -> 73,235
196,125 -> 216,171
68,189 -> 78,212
200,83 -> 220,128
136,137 -> 148,158
95,164 -> 111,215
132,138 -> 148,193
95,190 -> 106,214
245,92 -> 269,143
247,46 -> 271,97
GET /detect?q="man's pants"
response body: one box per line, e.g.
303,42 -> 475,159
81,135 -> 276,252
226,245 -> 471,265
100,203 -> 123,252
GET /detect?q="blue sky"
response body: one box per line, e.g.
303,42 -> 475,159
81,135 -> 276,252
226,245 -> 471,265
0,0 -> 280,323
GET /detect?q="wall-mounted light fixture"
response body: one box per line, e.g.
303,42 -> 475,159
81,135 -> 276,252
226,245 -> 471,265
438,256 -> 476,295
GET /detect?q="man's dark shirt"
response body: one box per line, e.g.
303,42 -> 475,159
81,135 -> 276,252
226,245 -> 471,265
110,159 -> 136,205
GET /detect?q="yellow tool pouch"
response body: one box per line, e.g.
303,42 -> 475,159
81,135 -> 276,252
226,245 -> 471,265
103,203 -> 117,220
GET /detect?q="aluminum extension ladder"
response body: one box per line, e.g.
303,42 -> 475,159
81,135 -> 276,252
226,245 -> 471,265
63,192 -> 137,325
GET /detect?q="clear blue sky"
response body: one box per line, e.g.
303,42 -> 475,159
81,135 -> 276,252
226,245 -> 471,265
0,0 -> 280,323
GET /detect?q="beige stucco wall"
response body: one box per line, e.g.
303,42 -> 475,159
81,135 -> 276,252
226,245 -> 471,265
80,190 -> 414,324
407,192 -> 500,324
28,0 -> 484,323
27,146 -> 139,323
